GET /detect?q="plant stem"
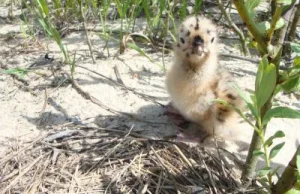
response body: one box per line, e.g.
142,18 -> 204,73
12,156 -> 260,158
242,96 -> 273,188
162,12 -> 170,73
241,129 -> 263,188
233,1 -> 290,188
9,0 -> 14,18
272,2 -> 295,68
266,4 -> 283,44
233,0 -> 268,55
271,0 -> 276,15
80,0 -> 96,64
287,2 -> 300,41
283,2 -> 300,60
99,6 -> 110,57
120,17 -> 124,54
216,0 -> 250,56
232,1 -> 272,187
272,146 -> 300,194
220,53 -> 259,63
260,133 -> 272,186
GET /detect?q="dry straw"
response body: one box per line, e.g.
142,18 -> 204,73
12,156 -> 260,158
0,124 -> 255,194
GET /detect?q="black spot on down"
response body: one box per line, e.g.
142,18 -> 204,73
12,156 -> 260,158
180,37 -> 185,44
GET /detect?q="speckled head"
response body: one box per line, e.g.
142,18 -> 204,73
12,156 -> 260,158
175,16 -> 217,62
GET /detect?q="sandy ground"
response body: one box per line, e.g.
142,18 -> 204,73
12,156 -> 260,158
0,4 -> 300,178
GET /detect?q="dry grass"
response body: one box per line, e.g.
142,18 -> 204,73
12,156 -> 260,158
0,124 -> 257,194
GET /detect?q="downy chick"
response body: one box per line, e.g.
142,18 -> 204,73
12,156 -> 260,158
165,16 -> 244,139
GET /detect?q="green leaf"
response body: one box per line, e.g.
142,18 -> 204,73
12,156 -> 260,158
3,67 -> 29,78
233,85 -> 258,118
142,0 -> 151,23
152,14 -> 161,28
263,107 -> 300,125
179,0 -> 188,20
114,0 -> 124,18
232,85 -> 251,104
264,131 -> 285,147
274,84 -> 282,96
255,59 -> 277,108
127,43 -> 153,63
255,56 -> 268,91
123,0 -> 131,14
270,142 -> 285,159
158,0 -> 164,16
53,0 -> 62,17
275,18 -> 285,30
260,177 -> 269,183
253,149 -> 264,157
36,0 -> 49,17
214,99 -> 248,123
270,166 -> 281,176
38,19 -> 52,36
277,0 -> 292,5
168,31 -> 177,43
291,43 -> 300,56
258,167 -> 272,177
284,188 -> 300,194
246,0 -> 261,10
281,76 -> 300,92
257,21 -> 270,32
246,0 -> 261,18
294,56 -> 300,66
194,0 -> 202,14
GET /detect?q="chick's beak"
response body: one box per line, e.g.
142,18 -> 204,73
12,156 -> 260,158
193,35 -> 203,47
192,35 -> 207,56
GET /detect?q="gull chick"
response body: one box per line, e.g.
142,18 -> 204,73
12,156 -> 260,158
165,16 -> 244,139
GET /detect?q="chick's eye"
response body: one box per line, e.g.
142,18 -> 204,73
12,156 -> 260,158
211,37 -> 215,43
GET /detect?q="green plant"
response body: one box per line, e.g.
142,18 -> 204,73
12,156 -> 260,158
272,146 -> 300,193
225,0 -> 300,192
20,7 -> 35,39
22,0 -> 203,67
2,67 -> 29,78
80,0 -> 96,63
30,0 -> 70,63
216,0 -> 250,56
